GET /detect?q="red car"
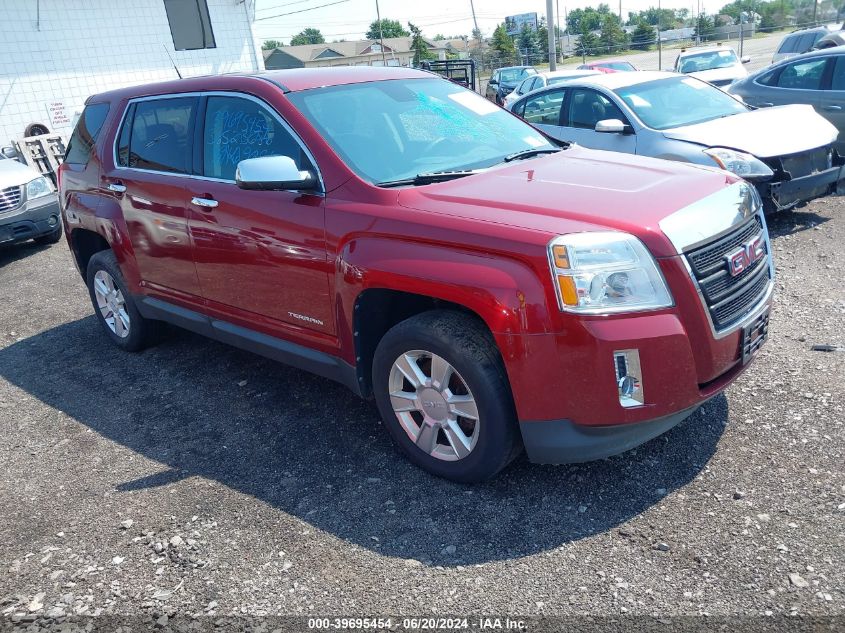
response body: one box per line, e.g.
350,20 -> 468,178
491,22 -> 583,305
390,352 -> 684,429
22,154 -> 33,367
577,60 -> 638,73
58,67 -> 773,482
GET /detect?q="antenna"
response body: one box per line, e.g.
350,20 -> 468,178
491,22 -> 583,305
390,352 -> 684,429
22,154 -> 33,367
163,45 -> 183,79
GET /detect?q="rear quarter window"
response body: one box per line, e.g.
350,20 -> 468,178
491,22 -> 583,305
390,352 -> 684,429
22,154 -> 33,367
64,103 -> 110,165
777,34 -> 799,54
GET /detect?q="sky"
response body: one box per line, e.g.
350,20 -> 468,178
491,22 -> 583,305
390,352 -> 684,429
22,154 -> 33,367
252,0 -> 727,44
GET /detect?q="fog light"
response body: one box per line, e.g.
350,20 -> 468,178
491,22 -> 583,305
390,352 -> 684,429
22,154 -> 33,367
47,215 -> 58,226
614,349 -> 644,408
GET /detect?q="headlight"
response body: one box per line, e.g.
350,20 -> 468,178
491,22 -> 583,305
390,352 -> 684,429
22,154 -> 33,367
26,176 -> 54,200
548,232 -> 674,314
703,147 -> 773,178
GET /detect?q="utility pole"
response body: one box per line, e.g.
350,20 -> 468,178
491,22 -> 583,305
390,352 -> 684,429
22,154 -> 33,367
375,0 -> 387,66
556,0 -> 561,60
469,0 -> 479,34
813,0 -> 818,25
546,0 -> 557,70
658,0 -> 662,70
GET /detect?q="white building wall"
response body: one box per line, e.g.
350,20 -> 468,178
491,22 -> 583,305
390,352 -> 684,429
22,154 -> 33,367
0,0 -> 264,145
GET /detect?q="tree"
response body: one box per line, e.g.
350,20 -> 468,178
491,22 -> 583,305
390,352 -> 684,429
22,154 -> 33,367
694,12 -> 716,41
289,28 -> 325,46
517,24 -> 542,64
490,23 -> 516,64
262,39 -> 283,50
599,14 -> 629,53
408,22 -> 434,64
365,19 -> 409,39
567,4 -> 611,33
631,20 -> 656,50
575,29 -> 601,57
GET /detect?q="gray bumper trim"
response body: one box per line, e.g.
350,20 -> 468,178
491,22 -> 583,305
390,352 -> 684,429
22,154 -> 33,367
519,405 -> 702,464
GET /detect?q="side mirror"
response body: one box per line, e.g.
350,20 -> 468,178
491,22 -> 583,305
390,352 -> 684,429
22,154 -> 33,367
0,146 -> 15,159
741,56 -> 751,63
595,118 -> 626,134
235,155 -> 317,192
489,78 -> 498,85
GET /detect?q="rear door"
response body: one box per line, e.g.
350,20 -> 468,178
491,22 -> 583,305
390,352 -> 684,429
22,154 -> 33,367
105,96 -> 202,300
559,87 -> 637,153
819,54 -> 845,152
514,87 -> 567,138
185,93 -> 333,335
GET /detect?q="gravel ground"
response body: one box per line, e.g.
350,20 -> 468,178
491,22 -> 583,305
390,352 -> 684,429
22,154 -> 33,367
0,196 -> 843,629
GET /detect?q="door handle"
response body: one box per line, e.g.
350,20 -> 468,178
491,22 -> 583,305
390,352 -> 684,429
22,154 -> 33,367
107,182 -> 126,193
822,104 -> 842,112
191,196 -> 218,209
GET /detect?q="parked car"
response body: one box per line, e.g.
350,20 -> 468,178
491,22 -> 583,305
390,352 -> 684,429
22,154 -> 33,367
503,69 -> 600,109
728,47 -> 845,154
0,151 -> 62,247
485,65 -> 536,105
814,31 -> 845,50
510,71 -> 843,213
59,67 -> 773,482
772,25 -> 837,63
577,60 -> 637,73
674,45 -> 750,87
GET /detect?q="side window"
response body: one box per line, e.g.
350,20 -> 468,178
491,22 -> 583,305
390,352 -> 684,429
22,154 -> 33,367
116,103 -> 135,167
163,0 -> 216,50
126,98 -> 196,174
777,58 -> 828,90
202,96 -> 305,181
778,35 -> 798,54
64,103 -> 110,165
796,32 -> 817,53
831,56 -> 845,90
521,88 -> 566,126
757,69 -> 780,86
568,89 -> 627,129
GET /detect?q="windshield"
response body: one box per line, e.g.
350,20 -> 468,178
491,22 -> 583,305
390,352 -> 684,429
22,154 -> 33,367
600,62 -> 635,71
678,50 -> 739,73
615,76 -> 748,130
499,67 -> 535,83
288,78 -> 556,185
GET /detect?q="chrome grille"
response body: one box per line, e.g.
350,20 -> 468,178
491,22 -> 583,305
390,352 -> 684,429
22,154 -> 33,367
0,185 -> 23,214
684,214 -> 772,332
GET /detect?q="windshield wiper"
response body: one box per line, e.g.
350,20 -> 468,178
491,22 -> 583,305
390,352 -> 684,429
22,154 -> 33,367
376,169 -> 484,188
502,148 -> 562,163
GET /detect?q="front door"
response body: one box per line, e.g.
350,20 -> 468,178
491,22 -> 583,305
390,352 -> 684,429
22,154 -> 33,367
559,88 -> 637,154
186,94 -> 334,336
107,96 -> 202,300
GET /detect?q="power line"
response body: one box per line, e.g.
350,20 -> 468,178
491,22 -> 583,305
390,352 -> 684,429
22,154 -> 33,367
255,0 -> 352,21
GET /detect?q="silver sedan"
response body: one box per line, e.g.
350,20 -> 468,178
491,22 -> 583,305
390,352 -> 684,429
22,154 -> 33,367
509,71 -> 844,213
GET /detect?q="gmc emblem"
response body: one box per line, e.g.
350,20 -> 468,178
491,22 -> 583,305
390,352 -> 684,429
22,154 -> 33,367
726,235 -> 765,277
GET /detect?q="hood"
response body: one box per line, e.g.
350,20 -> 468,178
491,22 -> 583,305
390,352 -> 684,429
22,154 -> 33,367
0,159 -> 38,189
687,65 -> 746,82
663,104 -> 837,158
397,146 -> 736,257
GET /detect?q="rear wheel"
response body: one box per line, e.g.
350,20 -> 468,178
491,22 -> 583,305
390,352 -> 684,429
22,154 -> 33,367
372,311 -> 521,483
86,250 -> 159,352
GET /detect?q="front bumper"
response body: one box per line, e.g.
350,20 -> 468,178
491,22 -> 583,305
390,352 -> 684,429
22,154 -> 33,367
520,402 -> 706,464
756,153 -> 845,212
0,196 -> 61,244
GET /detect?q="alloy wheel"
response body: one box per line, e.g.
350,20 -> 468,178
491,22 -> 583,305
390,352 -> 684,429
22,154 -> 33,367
93,270 -> 130,338
388,350 -> 479,461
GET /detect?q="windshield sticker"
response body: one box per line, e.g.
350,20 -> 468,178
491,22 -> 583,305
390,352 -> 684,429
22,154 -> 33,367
681,78 -> 707,89
447,91 -> 500,115
718,50 -> 732,57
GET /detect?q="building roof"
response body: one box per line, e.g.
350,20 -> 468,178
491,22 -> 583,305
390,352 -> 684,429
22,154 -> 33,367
266,36 -> 470,63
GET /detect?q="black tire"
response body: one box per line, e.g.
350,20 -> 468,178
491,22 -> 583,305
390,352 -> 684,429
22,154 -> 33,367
372,310 -> 522,483
86,250 -> 159,352
34,223 -> 62,245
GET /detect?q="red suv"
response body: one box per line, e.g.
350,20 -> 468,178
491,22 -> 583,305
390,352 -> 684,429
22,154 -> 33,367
58,67 -> 774,482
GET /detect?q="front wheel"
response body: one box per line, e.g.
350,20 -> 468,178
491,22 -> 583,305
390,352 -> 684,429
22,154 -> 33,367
372,311 -> 521,483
